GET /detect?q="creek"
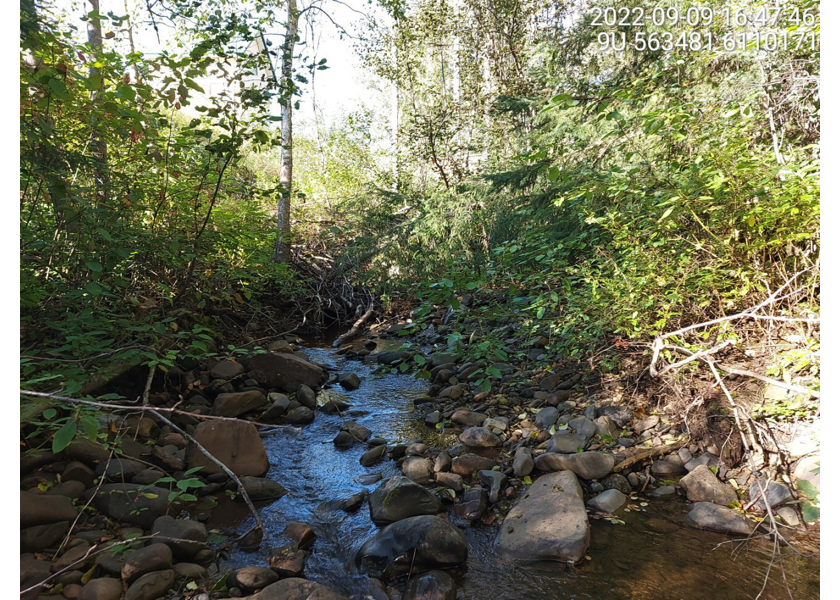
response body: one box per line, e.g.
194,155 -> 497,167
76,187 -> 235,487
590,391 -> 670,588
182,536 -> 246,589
209,343 -> 819,600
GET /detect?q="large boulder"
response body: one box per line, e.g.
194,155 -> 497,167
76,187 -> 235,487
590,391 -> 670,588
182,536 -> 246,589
212,391 -> 268,417
244,578 -> 349,600
187,420 -> 269,477
121,544 -> 173,584
496,470 -> 590,563
356,515 -> 467,579
20,491 -> 78,527
684,502 -> 752,535
246,353 -> 325,393
87,484 -> 170,529
679,466 -> 738,506
369,476 -> 442,524
534,452 -> 614,480
150,516 -> 207,560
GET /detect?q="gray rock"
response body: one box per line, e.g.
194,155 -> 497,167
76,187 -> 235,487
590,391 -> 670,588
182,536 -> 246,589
483,416 -> 508,431
587,489 -> 628,513
439,385 -> 464,400
122,543 -> 173,584
450,454 -> 495,476
187,420 -> 268,477
478,470 -> 507,504
245,353 -> 326,393
452,487 -> 487,520
496,470 -> 589,563
376,350 -> 411,365
546,432 -> 587,454
402,457 -> 435,484
451,410 -> 486,428
339,373 -> 361,390
21,521 -> 71,553
356,515 -> 468,579
600,473 -> 632,495
434,472 -> 464,491
94,458 -> 147,482
368,476 -> 442,524
424,411 -> 442,426
534,407 -> 560,430
209,359 -> 244,381
597,405 -> 634,427
52,542 -> 93,572
680,466 -> 738,506
212,391 -> 267,417
230,567 -> 278,592
594,416 -> 619,439
684,451 -> 720,472
124,569 -> 175,600
78,578 -> 123,600
20,491 -> 78,527
360,445 -> 388,467
239,476 -> 288,500
512,447 -> 534,478
87,484 -> 170,529
684,502 -> 752,535
61,461 -> 96,489
432,352 -> 458,367
296,385 -> 317,409
634,415 -> 660,433
568,416 -> 596,439
459,427 -> 501,448
333,431 -> 355,448
403,570 -> 457,600
283,406 -> 315,424
150,516 -> 207,560
648,485 -> 676,499
748,480 -> 794,512
776,506 -> 800,526
534,452 -> 614,480
434,452 -> 451,473
244,578 -> 349,600
651,455 -> 687,477
173,563 -> 207,581
343,421 -> 373,442
65,438 -> 111,466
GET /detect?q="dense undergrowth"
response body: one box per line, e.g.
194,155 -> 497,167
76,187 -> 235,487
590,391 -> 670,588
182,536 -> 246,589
21,0 -> 820,431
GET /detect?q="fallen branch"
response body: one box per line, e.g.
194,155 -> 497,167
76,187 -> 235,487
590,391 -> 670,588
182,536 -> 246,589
147,408 -> 265,547
19,390 -> 301,432
332,303 -> 375,347
612,439 -> 686,473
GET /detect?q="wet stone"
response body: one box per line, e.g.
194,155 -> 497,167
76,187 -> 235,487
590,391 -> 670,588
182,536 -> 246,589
512,447 -> 534,478
587,489 -> 628,513
230,567 -> 278,592
453,487 -> 487,521
267,545 -> 306,578
459,427 -> 501,448
403,570 -> 457,600
451,454 -> 495,476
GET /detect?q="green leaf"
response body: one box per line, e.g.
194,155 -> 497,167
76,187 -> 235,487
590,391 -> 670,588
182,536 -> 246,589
48,78 -> 69,99
183,78 -> 205,93
43,408 -> 57,420
802,502 -> 820,523
413,354 -> 427,365
85,73 -> 102,91
523,475 -> 532,485
52,420 -> 77,453
797,479 -> 818,499
86,261 -> 103,272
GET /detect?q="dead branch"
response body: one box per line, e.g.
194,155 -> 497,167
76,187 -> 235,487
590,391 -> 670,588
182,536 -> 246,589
332,303 -> 375,347
612,439 -> 686,472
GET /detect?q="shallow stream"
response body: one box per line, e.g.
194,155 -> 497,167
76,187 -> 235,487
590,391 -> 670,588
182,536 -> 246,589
210,344 -> 819,600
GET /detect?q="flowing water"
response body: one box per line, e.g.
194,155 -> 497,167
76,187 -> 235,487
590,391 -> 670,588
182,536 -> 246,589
209,344 -> 819,600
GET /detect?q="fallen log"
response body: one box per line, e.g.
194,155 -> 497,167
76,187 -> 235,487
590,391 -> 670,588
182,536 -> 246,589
332,304 -> 375,347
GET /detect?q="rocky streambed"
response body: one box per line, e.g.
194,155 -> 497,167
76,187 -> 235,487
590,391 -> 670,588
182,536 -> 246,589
20,335 -> 820,600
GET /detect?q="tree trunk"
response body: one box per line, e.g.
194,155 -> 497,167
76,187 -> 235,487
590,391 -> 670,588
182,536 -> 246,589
87,0 -> 109,206
275,0 -> 298,264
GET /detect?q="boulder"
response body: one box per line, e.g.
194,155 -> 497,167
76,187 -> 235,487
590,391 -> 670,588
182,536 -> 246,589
283,406 -> 316,425
459,427 -> 501,448
356,515 -> 468,579
212,391 -> 267,417
748,479 -> 794,512
244,578 -> 349,600
450,454 -> 495,476
360,445 -> 388,467
77,578 -> 123,600
124,569 -> 175,600
209,359 -> 245,380
512,447 -> 534,478
679,466 -> 738,506
245,352 -> 325,393
546,432 -> 587,454
121,544 -> 173,584
376,350 -> 411,365
187,420 -> 269,477
534,452 -> 614,480
403,570 -> 457,600
338,373 -> 361,390
87,484 -> 170,529
230,567 -> 278,592
402,457 -> 435,484
496,470 -> 589,563
478,470 -> 507,504
20,492 -> 77,527
21,521 -> 71,553
684,502 -> 752,535
450,411 -> 486,428
296,385 -> 317,409
94,458 -> 147,482
534,407 -> 559,430
568,416 -> 596,439
239,476 -> 288,501
452,487 -> 487,521
369,476 -> 442,524
150,516 -> 207,560
587,489 -> 627,513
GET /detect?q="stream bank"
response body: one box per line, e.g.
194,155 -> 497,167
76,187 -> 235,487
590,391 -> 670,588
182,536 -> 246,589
20,330 -> 819,600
